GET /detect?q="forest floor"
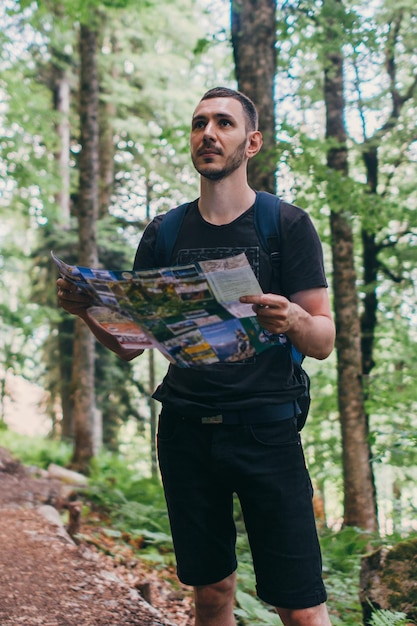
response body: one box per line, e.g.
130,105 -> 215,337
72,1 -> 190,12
0,446 -> 194,626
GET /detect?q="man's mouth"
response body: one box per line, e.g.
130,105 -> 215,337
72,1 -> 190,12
198,147 -> 221,157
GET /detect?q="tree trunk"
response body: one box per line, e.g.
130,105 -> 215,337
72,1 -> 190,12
148,350 -> 158,478
98,102 -> 115,218
323,0 -> 378,531
360,538 -> 417,624
52,63 -> 71,225
58,318 -> 74,440
360,143 -> 380,381
51,57 -> 73,438
144,180 -> 158,477
71,23 -> 100,472
98,33 -> 117,218
71,318 -> 96,468
330,212 -> 377,530
231,0 -> 277,193
361,233 -> 378,378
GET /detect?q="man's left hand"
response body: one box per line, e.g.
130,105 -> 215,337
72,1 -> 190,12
240,294 -> 293,335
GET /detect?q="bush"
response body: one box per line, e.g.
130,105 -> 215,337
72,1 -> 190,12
0,430 -> 71,468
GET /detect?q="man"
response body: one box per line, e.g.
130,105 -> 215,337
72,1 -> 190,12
58,86 -> 335,626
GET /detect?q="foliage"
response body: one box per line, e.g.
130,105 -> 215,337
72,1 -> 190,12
369,608 -> 414,626
0,0 -> 416,618
235,589 -> 281,625
0,0 -> 225,455
275,0 -> 417,532
5,434 -> 417,625
85,451 -> 173,556
78,453 -> 376,624
95,346 -> 145,448
1,0 -> 417,557
0,430 -> 72,468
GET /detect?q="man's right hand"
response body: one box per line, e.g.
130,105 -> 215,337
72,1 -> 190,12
56,278 -> 92,317
56,277 -> 144,361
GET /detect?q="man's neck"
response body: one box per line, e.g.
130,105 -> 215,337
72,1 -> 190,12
198,177 -> 256,226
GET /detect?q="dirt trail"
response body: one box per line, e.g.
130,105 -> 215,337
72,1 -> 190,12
0,447 -> 193,626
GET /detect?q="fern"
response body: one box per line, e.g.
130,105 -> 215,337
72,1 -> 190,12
369,608 -> 413,626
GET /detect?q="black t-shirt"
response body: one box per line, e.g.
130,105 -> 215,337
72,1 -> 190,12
133,193 -> 328,415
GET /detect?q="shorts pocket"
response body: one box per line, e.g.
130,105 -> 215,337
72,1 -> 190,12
249,418 -> 300,447
157,410 -> 179,442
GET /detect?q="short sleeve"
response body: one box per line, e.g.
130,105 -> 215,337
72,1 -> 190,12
279,202 -> 328,297
132,214 -> 164,271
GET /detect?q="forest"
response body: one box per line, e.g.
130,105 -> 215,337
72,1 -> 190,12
0,0 -> 416,624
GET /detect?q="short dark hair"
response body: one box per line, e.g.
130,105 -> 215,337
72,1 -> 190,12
200,86 -> 259,131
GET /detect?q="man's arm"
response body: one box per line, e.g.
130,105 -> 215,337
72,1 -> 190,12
57,278 -> 144,362
240,288 -> 335,360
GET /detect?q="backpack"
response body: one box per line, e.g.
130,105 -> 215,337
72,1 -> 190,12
154,191 -> 310,430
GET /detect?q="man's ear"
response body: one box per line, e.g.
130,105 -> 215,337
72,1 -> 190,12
246,130 -> 263,159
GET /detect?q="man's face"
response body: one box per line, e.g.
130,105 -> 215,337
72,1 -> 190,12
190,97 -> 251,181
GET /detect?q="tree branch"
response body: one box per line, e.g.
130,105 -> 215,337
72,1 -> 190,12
369,9 -> 417,146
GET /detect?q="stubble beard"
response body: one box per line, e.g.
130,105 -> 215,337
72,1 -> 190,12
192,138 -> 248,181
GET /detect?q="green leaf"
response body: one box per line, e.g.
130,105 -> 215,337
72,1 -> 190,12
235,590 -> 281,625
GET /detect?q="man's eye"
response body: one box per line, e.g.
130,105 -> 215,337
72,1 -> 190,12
193,121 -> 206,129
219,119 -> 232,126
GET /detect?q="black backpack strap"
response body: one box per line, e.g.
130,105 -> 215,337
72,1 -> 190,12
255,192 -> 306,362
154,202 -> 190,267
254,191 -> 282,296
253,191 -> 282,271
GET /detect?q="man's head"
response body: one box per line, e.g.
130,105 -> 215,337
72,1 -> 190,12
190,86 -> 262,182
199,87 -> 259,133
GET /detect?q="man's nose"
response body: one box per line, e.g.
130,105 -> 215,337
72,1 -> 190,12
203,121 -> 216,139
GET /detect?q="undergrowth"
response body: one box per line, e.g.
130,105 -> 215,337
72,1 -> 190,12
369,610 -> 413,626
1,432 -> 415,626
0,429 -> 72,468
86,452 -> 174,564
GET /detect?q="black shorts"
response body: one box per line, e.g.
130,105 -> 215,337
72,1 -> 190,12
157,409 -> 327,610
